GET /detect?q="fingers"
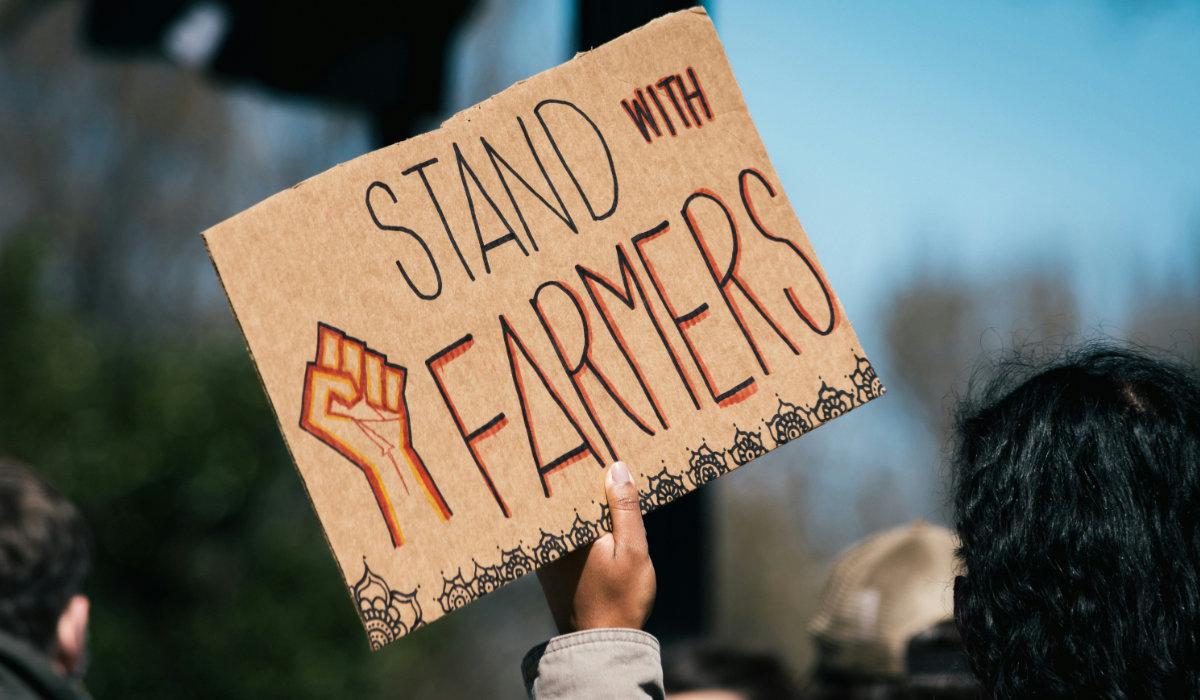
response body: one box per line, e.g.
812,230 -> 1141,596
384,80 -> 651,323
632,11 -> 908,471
340,337 -> 365,390
536,464 -> 654,634
536,545 -> 589,634
317,323 -> 343,368
364,350 -> 386,407
604,461 -> 647,555
383,365 -> 405,413
313,324 -> 412,413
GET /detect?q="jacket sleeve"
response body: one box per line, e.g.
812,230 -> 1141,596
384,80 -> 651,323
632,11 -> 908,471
522,629 -> 664,699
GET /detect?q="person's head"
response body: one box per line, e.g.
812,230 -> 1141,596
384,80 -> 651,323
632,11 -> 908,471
952,345 -> 1200,696
807,521 -> 978,699
0,458 -> 91,677
663,642 -> 800,700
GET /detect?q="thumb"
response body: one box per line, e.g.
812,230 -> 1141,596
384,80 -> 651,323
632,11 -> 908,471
605,461 -> 647,554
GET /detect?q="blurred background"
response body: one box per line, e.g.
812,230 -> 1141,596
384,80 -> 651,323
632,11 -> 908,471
1,0 -> 1197,696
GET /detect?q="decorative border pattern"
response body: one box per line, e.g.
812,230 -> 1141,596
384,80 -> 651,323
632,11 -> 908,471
351,559 -> 426,650
427,353 -> 884,615
642,465 -> 687,511
686,442 -> 728,488
436,503 -> 608,614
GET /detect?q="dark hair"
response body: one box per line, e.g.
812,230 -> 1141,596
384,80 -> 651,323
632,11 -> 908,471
663,642 -> 801,700
951,345 -> 1200,697
0,459 -> 91,651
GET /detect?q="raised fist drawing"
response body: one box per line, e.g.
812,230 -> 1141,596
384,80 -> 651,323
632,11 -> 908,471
300,323 -> 451,547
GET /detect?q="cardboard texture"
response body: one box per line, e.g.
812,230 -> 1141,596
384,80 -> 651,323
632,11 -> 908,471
204,7 -> 883,650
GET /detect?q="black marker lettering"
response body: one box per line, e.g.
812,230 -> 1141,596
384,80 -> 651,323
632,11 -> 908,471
535,99 -> 619,221
682,188 -> 801,375
365,181 -> 442,301
402,158 -> 475,282
576,241 -> 687,421
680,67 -> 713,124
620,89 -> 662,143
645,84 -> 677,136
531,280 -> 656,463
739,168 -> 838,336
481,118 -> 578,252
453,142 -> 530,274
499,314 -> 602,497
426,335 -> 511,517
655,75 -> 692,128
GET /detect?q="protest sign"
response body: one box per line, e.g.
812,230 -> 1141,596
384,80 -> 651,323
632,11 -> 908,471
204,7 -> 883,649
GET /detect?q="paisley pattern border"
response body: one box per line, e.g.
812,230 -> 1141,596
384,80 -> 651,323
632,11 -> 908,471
351,559 -> 427,650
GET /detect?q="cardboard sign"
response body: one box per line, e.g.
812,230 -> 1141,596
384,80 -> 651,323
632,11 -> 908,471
204,8 -> 883,650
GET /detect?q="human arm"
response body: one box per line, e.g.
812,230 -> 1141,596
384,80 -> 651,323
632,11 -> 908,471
522,461 -> 662,699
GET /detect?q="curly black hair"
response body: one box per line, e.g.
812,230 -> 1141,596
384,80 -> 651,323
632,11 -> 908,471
951,345 -> 1200,697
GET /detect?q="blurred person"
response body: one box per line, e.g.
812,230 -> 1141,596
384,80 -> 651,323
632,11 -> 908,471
952,346 -> 1200,696
0,459 -> 92,700
806,521 -> 978,698
663,642 -> 801,699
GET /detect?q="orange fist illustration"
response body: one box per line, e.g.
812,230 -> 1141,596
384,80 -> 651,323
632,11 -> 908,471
300,323 -> 451,547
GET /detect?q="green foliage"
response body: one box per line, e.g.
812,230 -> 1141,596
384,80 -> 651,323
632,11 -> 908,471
0,230 -> 448,698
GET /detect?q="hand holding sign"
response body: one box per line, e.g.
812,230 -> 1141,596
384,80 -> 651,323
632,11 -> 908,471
537,462 -> 656,633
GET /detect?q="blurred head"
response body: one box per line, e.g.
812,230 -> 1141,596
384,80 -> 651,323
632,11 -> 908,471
952,346 -> 1200,696
809,521 -> 958,679
0,458 -> 91,678
663,642 -> 800,700
808,521 -> 977,698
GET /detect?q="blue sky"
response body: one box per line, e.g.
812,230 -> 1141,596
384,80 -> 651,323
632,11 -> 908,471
720,0 -> 1200,324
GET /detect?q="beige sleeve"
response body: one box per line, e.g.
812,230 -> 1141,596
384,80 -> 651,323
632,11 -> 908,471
522,629 -> 664,699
